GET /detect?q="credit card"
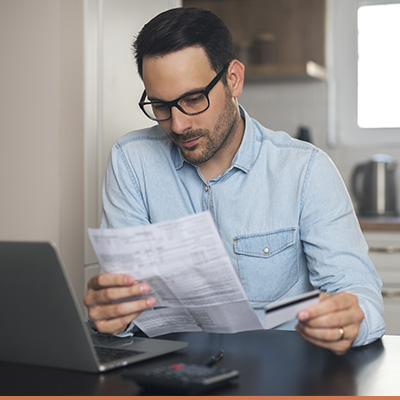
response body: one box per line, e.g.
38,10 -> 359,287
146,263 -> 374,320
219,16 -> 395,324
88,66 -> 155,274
264,290 -> 320,329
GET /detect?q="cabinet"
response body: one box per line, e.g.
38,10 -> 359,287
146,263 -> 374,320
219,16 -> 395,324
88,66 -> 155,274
183,0 -> 326,80
363,231 -> 400,335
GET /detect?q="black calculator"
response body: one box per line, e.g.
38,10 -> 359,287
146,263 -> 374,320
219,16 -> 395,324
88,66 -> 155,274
123,362 -> 240,394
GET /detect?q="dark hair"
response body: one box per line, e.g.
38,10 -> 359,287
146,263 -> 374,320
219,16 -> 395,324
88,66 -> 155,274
133,7 -> 234,79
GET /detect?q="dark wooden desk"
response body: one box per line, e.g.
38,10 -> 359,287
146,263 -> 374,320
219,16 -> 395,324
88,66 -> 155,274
1,330 -> 399,396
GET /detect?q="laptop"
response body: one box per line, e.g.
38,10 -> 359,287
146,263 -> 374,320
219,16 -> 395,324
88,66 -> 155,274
0,241 -> 187,373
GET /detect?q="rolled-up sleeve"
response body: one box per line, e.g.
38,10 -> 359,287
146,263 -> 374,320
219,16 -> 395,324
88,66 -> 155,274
299,150 -> 385,347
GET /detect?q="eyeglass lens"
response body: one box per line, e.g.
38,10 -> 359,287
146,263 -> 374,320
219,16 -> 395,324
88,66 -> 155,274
142,92 -> 209,121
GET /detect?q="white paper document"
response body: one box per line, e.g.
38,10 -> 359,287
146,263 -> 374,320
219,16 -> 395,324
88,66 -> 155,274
88,212 -> 263,337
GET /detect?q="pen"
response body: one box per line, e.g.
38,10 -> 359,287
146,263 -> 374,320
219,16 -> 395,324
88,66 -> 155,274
202,349 -> 224,367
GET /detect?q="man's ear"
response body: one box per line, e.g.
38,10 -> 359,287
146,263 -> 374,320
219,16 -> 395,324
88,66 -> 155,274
226,59 -> 245,98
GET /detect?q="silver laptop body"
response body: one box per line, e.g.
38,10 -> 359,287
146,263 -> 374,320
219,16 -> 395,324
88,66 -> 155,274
0,241 -> 187,373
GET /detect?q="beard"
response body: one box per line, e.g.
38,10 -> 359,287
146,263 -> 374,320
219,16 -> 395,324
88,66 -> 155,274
169,94 -> 240,165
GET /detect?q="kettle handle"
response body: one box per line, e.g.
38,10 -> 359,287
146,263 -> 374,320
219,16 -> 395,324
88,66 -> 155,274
351,163 -> 365,203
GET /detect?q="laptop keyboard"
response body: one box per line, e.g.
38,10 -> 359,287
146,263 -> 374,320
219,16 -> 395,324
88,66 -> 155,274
94,346 -> 144,364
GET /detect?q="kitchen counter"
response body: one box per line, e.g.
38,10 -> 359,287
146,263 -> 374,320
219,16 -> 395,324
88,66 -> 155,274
358,216 -> 400,231
360,220 -> 400,335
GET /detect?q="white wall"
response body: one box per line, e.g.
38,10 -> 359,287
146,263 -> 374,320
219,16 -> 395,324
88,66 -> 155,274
240,80 -> 328,150
84,0 -> 181,266
0,0 -> 182,308
0,0 -> 85,305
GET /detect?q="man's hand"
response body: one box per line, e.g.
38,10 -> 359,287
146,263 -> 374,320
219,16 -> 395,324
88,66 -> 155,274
84,273 -> 156,336
295,292 -> 364,355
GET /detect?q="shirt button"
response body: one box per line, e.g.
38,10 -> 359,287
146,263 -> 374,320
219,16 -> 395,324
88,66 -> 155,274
263,247 -> 270,254
205,186 -> 209,192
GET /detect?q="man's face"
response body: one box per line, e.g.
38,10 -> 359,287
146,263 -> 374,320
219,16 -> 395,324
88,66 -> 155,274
142,47 -> 240,166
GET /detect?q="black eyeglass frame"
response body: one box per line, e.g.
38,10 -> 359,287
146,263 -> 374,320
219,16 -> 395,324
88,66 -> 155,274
139,61 -> 231,122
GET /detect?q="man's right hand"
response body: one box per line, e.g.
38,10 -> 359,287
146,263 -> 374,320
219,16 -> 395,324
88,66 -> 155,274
84,273 -> 156,336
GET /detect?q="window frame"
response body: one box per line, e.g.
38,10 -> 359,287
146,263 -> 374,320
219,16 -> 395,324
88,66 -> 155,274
328,0 -> 400,147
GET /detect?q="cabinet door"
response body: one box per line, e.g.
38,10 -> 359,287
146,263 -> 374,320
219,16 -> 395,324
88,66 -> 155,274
363,231 -> 400,334
184,0 -> 325,65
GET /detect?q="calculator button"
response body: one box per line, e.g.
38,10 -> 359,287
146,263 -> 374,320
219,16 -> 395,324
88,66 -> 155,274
170,364 -> 184,370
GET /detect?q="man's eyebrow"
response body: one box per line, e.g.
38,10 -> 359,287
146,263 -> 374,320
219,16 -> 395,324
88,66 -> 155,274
147,86 -> 206,103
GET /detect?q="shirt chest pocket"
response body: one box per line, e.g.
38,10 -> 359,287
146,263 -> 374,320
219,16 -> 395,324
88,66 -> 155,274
233,228 -> 298,303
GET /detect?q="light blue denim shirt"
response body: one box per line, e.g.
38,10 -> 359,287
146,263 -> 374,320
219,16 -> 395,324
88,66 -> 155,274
101,106 -> 385,347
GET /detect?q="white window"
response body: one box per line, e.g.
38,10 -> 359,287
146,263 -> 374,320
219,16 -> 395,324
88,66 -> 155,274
328,0 -> 400,146
358,3 -> 400,128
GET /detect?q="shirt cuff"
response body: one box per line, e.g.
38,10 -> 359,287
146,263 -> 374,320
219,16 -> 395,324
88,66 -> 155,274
114,320 -> 136,338
87,319 -> 137,337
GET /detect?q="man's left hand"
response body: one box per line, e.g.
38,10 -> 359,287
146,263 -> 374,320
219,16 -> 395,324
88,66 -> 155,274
295,292 -> 364,355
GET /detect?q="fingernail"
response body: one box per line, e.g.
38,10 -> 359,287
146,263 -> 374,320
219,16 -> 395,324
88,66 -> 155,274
147,297 -> 156,306
124,275 -> 134,284
298,311 -> 309,320
140,282 -> 150,294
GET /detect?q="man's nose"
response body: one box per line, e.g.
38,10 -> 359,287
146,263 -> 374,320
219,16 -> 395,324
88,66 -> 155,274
170,106 -> 192,134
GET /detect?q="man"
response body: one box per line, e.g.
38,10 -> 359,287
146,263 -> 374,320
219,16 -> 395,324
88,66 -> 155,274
84,7 -> 385,354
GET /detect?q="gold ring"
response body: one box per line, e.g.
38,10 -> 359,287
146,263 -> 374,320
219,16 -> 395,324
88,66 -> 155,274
338,327 -> 345,340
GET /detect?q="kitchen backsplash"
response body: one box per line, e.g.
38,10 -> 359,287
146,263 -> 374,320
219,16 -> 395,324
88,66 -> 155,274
241,80 -> 328,151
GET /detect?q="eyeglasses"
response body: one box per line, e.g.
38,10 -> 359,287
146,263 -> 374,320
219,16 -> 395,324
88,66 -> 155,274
139,62 -> 230,121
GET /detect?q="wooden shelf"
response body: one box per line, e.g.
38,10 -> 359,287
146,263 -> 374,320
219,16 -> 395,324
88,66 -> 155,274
183,0 -> 327,82
359,216 -> 400,232
245,61 -> 327,81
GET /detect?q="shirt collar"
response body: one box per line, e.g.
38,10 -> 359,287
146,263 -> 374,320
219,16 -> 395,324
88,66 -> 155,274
230,105 -> 260,173
172,143 -> 185,169
172,105 -> 261,173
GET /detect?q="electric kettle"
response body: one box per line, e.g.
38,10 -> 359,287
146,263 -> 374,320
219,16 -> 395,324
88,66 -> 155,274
351,154 -> 398,217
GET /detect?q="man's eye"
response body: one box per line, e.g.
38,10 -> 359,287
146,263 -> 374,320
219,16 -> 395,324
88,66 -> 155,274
152,103 -> 169,111
183,94 -> 204,104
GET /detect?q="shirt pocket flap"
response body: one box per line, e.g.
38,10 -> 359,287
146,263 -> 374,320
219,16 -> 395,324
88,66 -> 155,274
233,228 -> 296,258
